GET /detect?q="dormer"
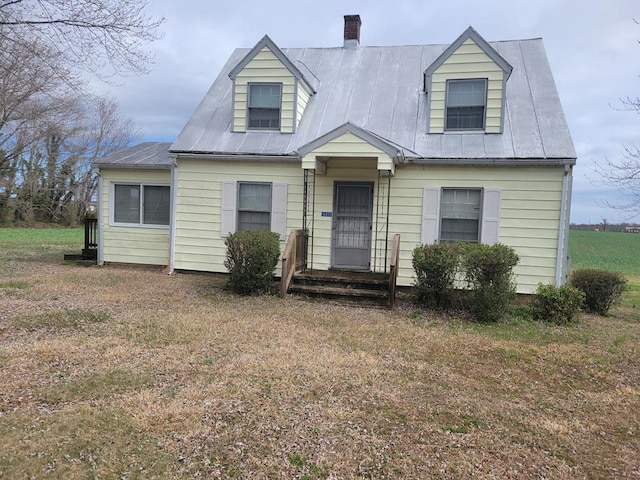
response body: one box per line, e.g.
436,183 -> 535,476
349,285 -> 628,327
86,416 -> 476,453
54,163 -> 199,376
424,27 -> 512,134
228,35 -> 318,134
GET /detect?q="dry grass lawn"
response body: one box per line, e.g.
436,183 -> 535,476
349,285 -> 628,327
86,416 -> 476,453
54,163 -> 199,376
0,237 -> 639,478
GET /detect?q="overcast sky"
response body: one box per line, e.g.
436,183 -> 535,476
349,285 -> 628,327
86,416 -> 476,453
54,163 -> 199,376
93,0 -> 639,224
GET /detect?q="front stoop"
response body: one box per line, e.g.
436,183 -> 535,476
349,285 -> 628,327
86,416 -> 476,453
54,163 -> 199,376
287,270 -> 390,307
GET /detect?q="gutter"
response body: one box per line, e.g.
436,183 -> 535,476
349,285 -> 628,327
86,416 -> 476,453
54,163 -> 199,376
171,152 -> 300,163
406,157 -> 577,167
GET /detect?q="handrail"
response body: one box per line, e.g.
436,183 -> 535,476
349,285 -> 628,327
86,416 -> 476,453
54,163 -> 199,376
388,234 -> 400,308
280,229 -> 307,297
84,217 -> 98,250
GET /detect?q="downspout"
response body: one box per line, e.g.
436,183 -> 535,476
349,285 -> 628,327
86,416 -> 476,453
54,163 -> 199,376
374,170 -> 380,272
563,169 -> 574,282
97,170 -> 104,266
555,165 -> 570,286
168,156 -> 178,274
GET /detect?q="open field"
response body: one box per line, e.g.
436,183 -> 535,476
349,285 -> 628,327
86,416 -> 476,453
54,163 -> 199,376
0,228 -> 638,478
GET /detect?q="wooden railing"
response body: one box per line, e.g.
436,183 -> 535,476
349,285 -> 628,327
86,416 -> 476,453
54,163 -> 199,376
388,234 -> 400,308
83,217 -> 98,258
280,229 -> 307,297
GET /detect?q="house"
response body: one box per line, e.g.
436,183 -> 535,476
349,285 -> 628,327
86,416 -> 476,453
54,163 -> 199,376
624,226 -> 640,233
95,15 -> 576,296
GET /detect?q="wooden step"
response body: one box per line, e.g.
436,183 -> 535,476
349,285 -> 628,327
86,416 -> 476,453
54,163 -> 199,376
289,283 -> 388,298
295,271 -> 389,289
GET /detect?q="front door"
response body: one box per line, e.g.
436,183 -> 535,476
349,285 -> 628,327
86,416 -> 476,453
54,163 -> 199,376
331,182 -> 373,270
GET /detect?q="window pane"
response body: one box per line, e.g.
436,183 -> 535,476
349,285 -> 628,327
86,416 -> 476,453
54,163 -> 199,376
114,185 -> 140,223
248,108 -> 280,129
249,84 -> 281,108
143,186 -> 170,225
440,188 -> 481,243
441,219 -> 480,242
446,106 -> 484,129
238,211 -> 271,232
239,183 -> 271,211
447,79 -> 486,106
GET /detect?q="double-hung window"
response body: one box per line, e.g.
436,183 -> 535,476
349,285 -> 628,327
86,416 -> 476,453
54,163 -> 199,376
445,79 -> 487,130
237,182 -> 271,231
113,184 -> 170,226
247,83 -> 281,129
440,188 -> 482,243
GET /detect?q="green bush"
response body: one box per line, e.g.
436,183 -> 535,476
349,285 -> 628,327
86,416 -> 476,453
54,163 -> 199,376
224,231 -> 280,295
570,269 -> 627,315
412,243 -> 460,309
460,243 -> 519,322
530,283 -> 585,324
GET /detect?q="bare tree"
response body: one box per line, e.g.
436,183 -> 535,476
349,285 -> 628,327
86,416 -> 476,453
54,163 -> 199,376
0,0 -> 164,78
14,96 -> 139,224
594,97 -> 640,218
0,34 -> 79,221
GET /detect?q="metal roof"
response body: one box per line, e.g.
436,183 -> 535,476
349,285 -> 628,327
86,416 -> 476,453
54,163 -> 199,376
94,142 -> 172,169
172,36 -> 576,164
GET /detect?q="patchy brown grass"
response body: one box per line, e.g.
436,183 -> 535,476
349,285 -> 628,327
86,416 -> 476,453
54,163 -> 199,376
0,241 -> 639,478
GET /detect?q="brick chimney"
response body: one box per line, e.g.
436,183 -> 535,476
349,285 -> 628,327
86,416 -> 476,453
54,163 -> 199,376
343,15 -> 361,49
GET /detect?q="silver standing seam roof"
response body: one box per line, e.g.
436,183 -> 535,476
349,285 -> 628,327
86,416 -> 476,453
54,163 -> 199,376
170,34 -> 576,164
94,142 -> 172,169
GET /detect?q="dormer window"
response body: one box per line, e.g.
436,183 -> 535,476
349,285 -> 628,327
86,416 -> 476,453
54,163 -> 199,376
445,79 -> 487,130
248,83 -> 282,129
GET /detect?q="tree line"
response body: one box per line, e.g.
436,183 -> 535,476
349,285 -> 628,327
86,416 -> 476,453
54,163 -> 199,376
0,0 -> 163,225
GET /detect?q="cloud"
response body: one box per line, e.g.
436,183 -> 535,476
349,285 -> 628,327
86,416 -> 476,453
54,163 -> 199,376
94,0 -> 640,223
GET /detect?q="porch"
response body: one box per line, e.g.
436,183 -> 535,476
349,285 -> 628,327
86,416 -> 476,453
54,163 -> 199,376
280,229 -> 400,308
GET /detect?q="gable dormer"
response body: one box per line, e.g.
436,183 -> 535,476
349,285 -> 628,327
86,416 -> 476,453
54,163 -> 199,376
228,35 -> 318,134
424,27 -> 512,134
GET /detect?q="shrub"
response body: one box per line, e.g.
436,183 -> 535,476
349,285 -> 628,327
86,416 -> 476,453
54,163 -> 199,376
224,231 -> 280,295
460,243 -> 519,322
412,243 -> 460,309
530,283 -> 585,324
570,269 -> 627,315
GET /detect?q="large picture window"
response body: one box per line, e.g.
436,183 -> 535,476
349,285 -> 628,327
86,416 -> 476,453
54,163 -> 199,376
445,79 -> 487,130
237,182 -> 271,231
113,184 -> 170,226
247,83 -> 281,129
440,188 -> 481,243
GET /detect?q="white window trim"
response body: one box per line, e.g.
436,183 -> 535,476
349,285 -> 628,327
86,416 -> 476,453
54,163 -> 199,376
109,182 -> 171,229
444,78 -> 488,132
246,82 -> 283,131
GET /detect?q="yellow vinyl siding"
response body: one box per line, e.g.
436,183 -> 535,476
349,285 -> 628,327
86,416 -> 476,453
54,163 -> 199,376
233,47 -> 296,133
301,132 -> 394,172
387,165 -> 564,293
173,159 -> 302,272
429,39 -> 505,133
173,158 -> 563,294
100,169 -> 170,266
297,83 -> 311,128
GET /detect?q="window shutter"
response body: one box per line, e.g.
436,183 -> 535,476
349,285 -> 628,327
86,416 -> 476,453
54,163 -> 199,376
421,187 -> 441,244
220,182 -> 237,236
271,183 -> 288,239
481,189 -> 501,244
